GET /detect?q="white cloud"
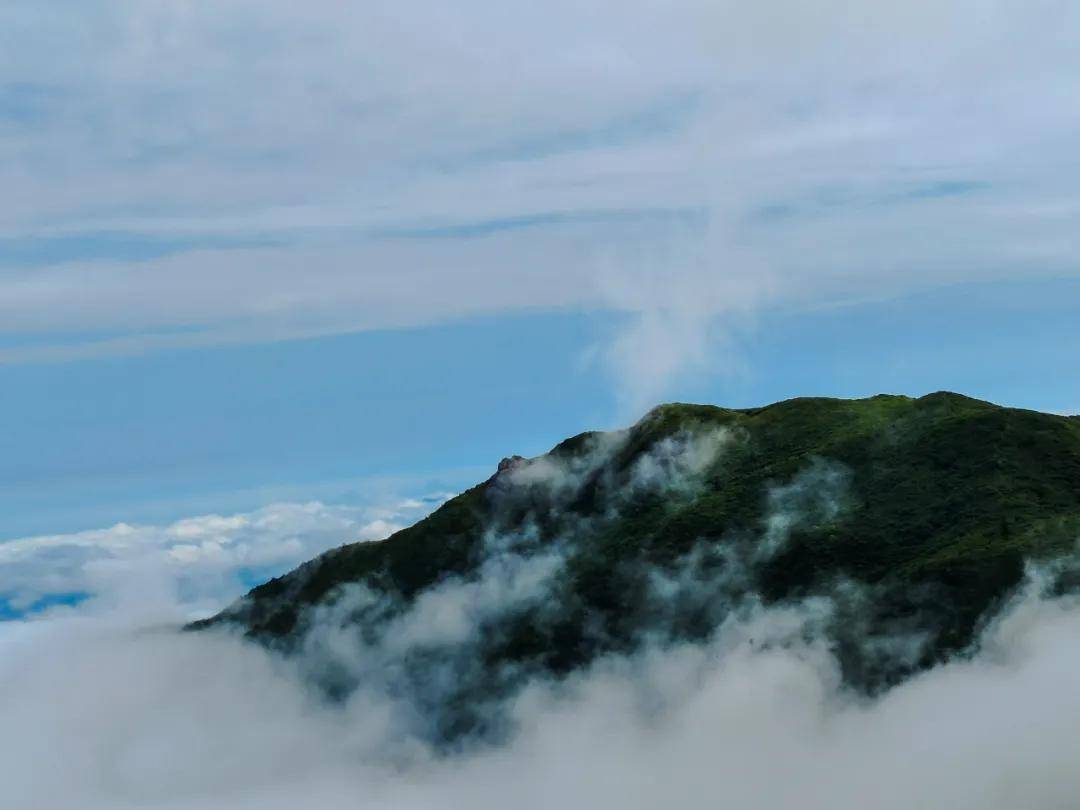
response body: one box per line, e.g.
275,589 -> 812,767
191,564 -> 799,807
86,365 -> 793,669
5,573 -> 1080,808
0,496 -> 444,620
2,1 -> 1079,403
628,427 -> 738,494
2,435 -> 1080,808
758,458 -> 851,559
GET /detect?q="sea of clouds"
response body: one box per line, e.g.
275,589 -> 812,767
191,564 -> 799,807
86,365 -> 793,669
4,556 -> 1080,809
4,432 -> 1080,809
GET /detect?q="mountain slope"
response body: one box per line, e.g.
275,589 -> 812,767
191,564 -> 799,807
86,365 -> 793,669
192,392 -> 1080,739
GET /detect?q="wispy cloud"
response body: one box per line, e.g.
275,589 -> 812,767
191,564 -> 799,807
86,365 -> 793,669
2,1 -> 1079,401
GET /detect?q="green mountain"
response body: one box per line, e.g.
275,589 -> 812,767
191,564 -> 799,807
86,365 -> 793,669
192,392 -> 1080,741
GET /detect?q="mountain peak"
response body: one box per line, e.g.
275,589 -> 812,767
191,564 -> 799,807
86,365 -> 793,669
192,393 -> 1080,742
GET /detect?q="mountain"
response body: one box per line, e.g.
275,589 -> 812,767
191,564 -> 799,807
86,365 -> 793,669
191,392 -> 1080,741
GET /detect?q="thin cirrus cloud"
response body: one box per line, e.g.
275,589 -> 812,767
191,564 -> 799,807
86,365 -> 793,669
2,1 -> 1079,408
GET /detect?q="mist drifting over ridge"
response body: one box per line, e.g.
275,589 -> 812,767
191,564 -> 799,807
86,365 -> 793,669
200,393 -> 1079,710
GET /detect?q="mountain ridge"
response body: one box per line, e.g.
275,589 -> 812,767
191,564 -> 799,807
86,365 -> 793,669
191,391 -> 1080,740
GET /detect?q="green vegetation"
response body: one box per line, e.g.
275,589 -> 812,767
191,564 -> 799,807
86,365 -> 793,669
192,392 -> 1080,704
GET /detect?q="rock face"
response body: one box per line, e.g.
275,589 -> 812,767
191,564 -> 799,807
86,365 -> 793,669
191,392 -> 1080,742
497,455 -> 526,472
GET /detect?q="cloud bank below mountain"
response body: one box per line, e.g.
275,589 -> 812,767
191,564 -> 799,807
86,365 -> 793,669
3,572 -> 1080,809
3,419 -> 1080,808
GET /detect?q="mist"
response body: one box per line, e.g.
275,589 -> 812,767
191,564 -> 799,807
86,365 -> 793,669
4,574 -> 1080,809
4,432 -> 1080,809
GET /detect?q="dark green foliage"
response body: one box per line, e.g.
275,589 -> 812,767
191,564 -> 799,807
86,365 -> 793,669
192,392 -> 1080,705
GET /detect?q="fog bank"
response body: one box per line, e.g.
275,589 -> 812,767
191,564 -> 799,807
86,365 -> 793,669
3,574 -> 1080,809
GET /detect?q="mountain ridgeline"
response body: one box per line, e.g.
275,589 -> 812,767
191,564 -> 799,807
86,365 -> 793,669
192,393 -> 1080,742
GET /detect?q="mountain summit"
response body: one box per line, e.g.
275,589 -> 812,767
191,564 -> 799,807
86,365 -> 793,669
192,392 -> 1080,740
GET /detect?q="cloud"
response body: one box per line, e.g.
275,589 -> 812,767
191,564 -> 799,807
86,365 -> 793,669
628,427 -> 739,495
5,570 -> 1080,808
3,435 -> 1080,807
758,458 -> 851,559
2,1 -> 1080,403
0,496 -> 445,621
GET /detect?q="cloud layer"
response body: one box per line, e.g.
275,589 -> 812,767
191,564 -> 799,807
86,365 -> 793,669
5,571 -> 1080,809
0,495 -> 446,621
4,1 -> 1080,404
3,422 -> 1080,808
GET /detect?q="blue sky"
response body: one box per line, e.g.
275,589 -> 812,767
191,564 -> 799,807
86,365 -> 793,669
1,1 -> 1079,616
3,275 -> 1077,542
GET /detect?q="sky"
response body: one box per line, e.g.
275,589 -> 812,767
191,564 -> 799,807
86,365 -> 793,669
3,0 -> 1079,547
2,4 -> 1080,805
5,4 -> 1080,564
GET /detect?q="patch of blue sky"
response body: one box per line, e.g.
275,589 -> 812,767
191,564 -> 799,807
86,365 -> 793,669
2,207 -> 700,273
707,275 -> 1080,415
423,91 -> 702,171
0,324 -> 213,351
375,206 -> 708,240
0,310 -> 611,539
0,82 -> 65,126
0,591 -> 92,622
0,231 -> 285,269
894,180 -> 987,201
749,179 -> 989,223
1,275 -> 1077,540
234,565 -> 293,592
